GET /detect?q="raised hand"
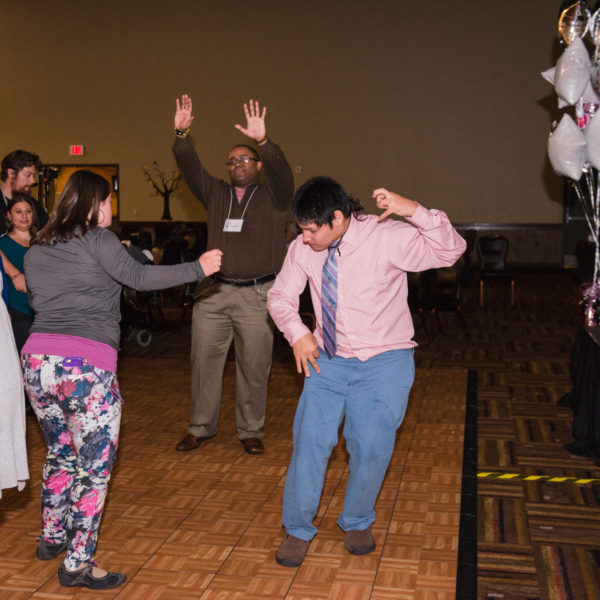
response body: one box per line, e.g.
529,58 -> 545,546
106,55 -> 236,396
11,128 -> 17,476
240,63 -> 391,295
198,249 -> 223,276
373,187 -> 418,221
234,99 -> 267,142
174,94 -> 195,131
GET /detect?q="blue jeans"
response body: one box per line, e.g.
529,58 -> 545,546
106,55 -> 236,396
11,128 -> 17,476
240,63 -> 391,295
282,348 -> 415,541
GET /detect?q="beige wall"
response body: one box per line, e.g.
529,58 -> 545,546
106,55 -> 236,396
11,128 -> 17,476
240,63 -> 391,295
0,0 -> 564,224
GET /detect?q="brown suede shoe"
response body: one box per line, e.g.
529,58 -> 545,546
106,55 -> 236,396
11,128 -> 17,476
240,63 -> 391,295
344,527 -> 376,555
175,433 -> 214,452
241,437 -> 264,455
275,534 -> 311,567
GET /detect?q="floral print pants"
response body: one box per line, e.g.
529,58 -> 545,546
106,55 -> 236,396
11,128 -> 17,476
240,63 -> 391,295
22,354 -> 122,570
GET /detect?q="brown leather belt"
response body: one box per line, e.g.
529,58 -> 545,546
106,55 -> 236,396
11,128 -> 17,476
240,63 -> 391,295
214,273 -> 277,287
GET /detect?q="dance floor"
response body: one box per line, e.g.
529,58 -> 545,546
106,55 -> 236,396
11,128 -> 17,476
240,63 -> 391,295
6,267 -> 593,599
0,341 -> 469,599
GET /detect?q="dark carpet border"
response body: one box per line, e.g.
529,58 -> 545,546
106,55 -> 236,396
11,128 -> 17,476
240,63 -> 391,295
455,369 -> 478,600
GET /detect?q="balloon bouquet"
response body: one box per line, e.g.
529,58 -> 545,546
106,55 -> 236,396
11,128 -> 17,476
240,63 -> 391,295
545,0 -> 600,325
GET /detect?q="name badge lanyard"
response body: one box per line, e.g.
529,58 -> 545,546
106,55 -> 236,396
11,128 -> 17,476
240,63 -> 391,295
223,187 -> 258,232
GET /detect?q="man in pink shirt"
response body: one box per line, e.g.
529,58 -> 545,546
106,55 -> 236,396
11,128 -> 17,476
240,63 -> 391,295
267,176 -> 466,567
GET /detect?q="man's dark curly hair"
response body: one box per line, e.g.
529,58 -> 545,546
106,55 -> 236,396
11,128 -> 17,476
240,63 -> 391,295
292,176 -> 363,227
1,150 -> 41,181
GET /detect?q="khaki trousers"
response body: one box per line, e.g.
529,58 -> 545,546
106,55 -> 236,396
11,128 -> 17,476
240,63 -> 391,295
189,279 -> 274,440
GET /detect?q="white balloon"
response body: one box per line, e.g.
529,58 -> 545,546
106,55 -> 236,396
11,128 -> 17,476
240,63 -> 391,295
541,67 -> 570,108
582,78 -> 600,103
555,37 -> 592,105
548,113 -> 587,180
541,66 -> 556,85
585,111 -> 600,168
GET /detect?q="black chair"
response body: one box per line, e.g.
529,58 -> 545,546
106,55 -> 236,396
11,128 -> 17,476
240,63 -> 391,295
406,261 -> 468,342
407,271 -> 432,343
575,240 -> 595,284
461,228 -> 477,288
477,235 -> 514,306
426,258 -> 468,339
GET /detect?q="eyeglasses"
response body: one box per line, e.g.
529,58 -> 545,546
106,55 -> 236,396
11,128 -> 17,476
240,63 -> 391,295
226,155 -> 259,166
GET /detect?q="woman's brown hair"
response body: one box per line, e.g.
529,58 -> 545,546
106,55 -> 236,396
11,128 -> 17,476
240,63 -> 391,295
33,170 -> 111,246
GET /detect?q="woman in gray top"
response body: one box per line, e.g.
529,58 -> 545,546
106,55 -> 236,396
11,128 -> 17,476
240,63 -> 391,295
21,170 -> 222,590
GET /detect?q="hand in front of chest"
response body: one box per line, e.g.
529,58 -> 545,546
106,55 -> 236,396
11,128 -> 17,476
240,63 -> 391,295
198,249 -> 223,276
234,99 -> 267,142
373,188 -> 418,221
11,272 -> 27,293
293,333 -> 321,378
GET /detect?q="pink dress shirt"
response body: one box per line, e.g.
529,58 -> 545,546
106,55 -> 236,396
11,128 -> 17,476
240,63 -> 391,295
267,205 -> 466,361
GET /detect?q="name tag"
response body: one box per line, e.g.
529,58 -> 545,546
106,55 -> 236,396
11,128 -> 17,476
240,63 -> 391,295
224,218 -> 244,232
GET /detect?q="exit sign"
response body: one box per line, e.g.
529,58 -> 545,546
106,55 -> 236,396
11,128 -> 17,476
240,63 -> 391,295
69,145 -> 85,156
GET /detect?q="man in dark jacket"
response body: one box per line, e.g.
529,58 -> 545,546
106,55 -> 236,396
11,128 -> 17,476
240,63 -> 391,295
172,95 -> 294,455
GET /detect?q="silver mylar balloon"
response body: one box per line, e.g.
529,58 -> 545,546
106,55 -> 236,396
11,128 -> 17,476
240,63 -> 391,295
590,9 -> 600,45
592,59 -> 600,95
558,1 -> 591,45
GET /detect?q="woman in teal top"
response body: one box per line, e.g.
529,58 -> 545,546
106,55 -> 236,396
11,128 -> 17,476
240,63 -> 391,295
0,194 -> 37,352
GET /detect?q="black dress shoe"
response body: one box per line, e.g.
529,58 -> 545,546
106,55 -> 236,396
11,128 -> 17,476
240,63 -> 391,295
241,437 -> 264,455
37,539 -> 68,560
58,564 -> 126,590
175,433 -> 214,452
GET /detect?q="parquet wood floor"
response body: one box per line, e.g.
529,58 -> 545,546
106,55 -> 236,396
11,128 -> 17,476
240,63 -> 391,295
0,319 -> 467,599
417,269 -> 600,600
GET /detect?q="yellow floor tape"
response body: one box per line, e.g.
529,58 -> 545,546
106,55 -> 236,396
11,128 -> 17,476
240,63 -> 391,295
477,471 -> 600,485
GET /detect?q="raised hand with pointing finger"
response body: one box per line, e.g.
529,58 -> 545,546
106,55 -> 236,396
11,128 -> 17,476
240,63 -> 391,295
373,187 -> 418,221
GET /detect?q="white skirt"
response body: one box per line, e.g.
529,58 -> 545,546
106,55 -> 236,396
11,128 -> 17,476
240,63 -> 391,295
0,281 -> 29,498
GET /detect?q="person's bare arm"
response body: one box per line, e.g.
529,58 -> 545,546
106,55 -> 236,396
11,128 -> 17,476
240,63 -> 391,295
0,250 -> 26,292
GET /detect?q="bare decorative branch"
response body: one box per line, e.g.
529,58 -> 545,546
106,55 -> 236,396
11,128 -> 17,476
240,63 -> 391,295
142,162 -> 181,220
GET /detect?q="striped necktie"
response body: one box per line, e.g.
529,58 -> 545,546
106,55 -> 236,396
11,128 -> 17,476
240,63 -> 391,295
321,242 -> 339,358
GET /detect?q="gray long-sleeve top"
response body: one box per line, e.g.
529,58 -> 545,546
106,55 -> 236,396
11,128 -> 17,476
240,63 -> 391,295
25,227 -> 206,349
